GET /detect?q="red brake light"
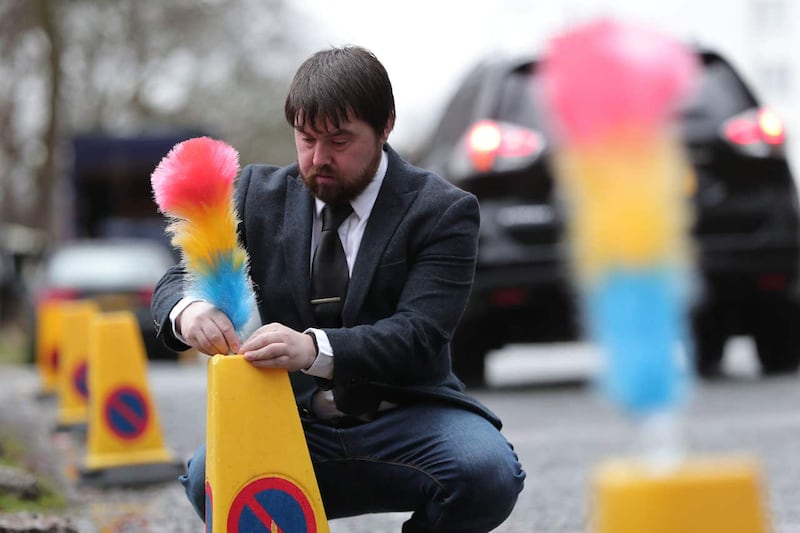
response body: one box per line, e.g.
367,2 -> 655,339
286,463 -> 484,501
757,108 -> 785,145
37,288 -> 79,306
502,128 -> 543,157
724,117 -> 760,145
468,121 -> 503,172
138,288 -> 154,306
723,107 -> 785,155
466,120 -> 543,172
490,288 -> 528,307
758,273 -> 789,291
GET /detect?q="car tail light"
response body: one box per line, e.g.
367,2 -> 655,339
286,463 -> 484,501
722,107 -> 786,157
466,120 -> 544,172
36,287 -> 79,306
490,287 -> 528,307
758,273 -> 789,292
138,288 -> 155,306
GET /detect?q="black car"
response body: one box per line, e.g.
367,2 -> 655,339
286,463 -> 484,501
416,47 -> 800,386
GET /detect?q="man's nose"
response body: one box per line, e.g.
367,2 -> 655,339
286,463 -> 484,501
312,144 -> 332,167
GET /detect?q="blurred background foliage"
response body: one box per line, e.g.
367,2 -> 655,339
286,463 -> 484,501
0,0 -> 313,237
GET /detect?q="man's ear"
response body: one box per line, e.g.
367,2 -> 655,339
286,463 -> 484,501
381,115 -> 396,144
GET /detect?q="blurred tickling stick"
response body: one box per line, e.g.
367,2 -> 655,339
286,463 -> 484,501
538,20 -> 771,533
538,19 -> 698,421
151,138 -> 329,531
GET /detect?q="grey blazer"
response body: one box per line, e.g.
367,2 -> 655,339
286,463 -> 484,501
151,145 -> 501,428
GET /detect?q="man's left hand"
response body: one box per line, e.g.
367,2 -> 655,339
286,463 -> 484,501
240,322 -> 317,371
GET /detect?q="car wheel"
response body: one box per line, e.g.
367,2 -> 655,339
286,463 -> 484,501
690,301 -> 729,378
142,329 -> 179,360
751,293 -> 800,376
451,325 -> 490,388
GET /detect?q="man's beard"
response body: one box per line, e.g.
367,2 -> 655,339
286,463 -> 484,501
301,146 -> 382,206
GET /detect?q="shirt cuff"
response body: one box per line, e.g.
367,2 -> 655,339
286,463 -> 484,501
169,297 -> 204,344
302,328 -> 334,379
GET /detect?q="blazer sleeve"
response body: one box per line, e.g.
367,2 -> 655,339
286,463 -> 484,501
151,263 -> 191,352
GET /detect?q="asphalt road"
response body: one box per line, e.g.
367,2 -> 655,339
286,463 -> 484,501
4,337 -> 800,532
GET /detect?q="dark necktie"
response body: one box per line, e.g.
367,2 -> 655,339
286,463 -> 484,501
311,203 -> 353,327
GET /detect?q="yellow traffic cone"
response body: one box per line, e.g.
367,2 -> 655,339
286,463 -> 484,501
206,354 -> 329,532
55,300 -> 99,431
593,454 -> 771,533
34,300 -> 64,398
80,311 -> 183,487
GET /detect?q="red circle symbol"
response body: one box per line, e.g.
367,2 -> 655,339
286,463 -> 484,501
206,481 -> 213,533
227,477 -> 318,533
104,387 -> 149,440
72,361 -> 88,399
49,347 -> 59,372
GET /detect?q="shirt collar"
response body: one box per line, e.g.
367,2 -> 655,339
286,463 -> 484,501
314,148 -> 388,221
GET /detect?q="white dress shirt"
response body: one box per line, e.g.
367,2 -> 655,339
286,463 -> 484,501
303,149 -> 388,380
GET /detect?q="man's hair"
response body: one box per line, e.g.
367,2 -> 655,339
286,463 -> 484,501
285,45 -> 396,136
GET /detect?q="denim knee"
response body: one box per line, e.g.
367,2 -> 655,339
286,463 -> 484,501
179,444 -> 207,522
433,443 -> 525,532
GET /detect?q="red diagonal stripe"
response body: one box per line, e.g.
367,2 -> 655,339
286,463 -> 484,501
244,494 -> 284,533
110,396 -> 146,430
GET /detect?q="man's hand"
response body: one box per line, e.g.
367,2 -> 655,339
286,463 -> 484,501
177,301 -> 241,355
241,323 -> 317,371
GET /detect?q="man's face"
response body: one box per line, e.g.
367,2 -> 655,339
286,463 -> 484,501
295,113 -> 392,205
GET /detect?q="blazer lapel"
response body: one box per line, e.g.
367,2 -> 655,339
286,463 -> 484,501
283,177 -> 316,325
343,164 -> 417,325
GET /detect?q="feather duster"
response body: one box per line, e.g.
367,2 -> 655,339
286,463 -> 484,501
151,136 -> 255,335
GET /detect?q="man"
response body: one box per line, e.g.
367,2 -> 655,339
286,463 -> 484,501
152,45 -> 524,532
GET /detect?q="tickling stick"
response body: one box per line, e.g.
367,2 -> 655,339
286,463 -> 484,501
151,136 -> 255,335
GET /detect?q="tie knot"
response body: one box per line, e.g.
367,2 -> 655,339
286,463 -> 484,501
322,203 -> 353,231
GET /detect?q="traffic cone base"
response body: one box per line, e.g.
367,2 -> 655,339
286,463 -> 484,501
592,454 -> 771,533
54,420 -> 87,434
206,355 -> 329,532
82,311 -> 180,487
79,461 -> 184,488
84,447 -> 175,470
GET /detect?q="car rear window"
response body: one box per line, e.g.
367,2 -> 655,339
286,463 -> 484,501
429,70 -> 487,152
495,63 -> 547,131
680,53 -> 756,123
492,54 -> 758,135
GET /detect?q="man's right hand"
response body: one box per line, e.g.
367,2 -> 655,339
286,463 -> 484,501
177,301 -> 241,356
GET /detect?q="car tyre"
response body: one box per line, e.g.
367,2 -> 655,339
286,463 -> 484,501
451,324 -> 490,388
752,292 -> 800,376
690,301 -> 729,379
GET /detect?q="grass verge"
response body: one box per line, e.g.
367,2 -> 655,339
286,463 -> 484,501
0,434 -> 68,512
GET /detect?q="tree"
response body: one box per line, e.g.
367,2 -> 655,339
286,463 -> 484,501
0,0 -> 306,238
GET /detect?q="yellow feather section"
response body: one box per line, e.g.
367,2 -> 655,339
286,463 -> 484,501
553,133 -> 694,284
167,202 -> 242,273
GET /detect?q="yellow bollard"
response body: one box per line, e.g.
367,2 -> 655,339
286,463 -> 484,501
55,300 -> 99,431
593,455 -> 771,533
206,355 -> 329,532
34,300 -> 64,398
80,311 -> 183,487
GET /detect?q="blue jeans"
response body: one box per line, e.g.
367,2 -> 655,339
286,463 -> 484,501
180,403 -> 525,532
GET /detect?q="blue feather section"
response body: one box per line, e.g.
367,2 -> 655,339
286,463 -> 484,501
586,266 -> 692,416
187,252 -> 255,336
